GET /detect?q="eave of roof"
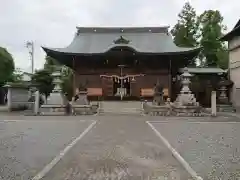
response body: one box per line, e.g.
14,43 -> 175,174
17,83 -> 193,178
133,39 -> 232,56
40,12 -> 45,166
42,46 -> 201,56
220,19 -> 240,41
179,67 -> 227,74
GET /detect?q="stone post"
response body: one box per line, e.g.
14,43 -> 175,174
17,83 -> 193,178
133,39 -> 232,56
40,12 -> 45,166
34,90 -> 40,115
211,91 -> 217,116
6,85 -> 11,112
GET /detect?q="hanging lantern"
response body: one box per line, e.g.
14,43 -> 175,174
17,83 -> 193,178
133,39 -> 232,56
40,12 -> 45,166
124,79 -> 126,83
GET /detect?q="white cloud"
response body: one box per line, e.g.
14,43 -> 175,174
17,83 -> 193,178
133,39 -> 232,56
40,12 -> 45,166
0,0 -> 239,72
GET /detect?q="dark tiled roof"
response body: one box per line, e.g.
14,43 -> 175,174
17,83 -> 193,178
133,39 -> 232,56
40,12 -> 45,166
221,19 -> 240,41
43,27 -> 199,55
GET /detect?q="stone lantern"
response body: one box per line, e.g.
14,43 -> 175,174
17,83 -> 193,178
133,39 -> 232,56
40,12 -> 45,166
172,67 -> 202,116
218,77 -> 230,104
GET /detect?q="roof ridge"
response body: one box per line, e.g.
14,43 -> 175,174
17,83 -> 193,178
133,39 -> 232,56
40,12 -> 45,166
76,26 -> 170,34
76,26 -> 170,29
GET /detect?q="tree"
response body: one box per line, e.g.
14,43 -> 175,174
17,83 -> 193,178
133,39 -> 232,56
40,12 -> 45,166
0,47 -> 15,85
61,67 -> 74,100
44,56 -> 59,72
8,68 -> 24,83
171,2 -> 199,48
31,69 -> 54,98
170,2 -> 200,66
198,10 -> 228,68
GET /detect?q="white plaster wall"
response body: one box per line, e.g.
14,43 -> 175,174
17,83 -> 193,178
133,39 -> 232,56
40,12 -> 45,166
229,36 -> 240,50
230,68 -> 240,106
229,36 -> 240,107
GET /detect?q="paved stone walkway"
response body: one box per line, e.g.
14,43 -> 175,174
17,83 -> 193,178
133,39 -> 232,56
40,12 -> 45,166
41,116 -> 192,180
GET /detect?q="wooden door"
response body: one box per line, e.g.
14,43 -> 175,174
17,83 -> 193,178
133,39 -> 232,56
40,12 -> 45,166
102,78 -> 113,97
130,76 -> 144,98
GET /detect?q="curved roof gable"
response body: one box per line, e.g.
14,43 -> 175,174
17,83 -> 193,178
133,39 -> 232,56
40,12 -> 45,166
221,19 -> 240,41
43,27 -> 199,55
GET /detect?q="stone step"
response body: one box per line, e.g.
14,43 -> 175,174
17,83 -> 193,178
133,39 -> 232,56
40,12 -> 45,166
98,111 -> 142,116
217,104 -> 236,113
98,107 -> 143,115
99,108 -> 142,112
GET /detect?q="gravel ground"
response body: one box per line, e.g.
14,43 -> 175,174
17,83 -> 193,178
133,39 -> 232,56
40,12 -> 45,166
0,118 -> 94,180
150,118 -> 240,180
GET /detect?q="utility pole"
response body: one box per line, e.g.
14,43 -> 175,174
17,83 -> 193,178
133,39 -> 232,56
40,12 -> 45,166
26,41 -> 34,74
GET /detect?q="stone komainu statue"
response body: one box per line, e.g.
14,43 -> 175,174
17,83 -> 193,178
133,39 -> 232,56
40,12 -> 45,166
153,83 -> 164,106
154,83 -> 164,96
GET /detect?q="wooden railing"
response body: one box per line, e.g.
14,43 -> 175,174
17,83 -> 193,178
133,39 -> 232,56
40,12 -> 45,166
140,89 -> 154,97
140,88 -> 169,97
87,88 -> 103,96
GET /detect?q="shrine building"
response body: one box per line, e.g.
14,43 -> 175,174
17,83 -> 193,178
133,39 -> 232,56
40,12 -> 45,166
42,26 -> 200,101
221,19 -> 240,109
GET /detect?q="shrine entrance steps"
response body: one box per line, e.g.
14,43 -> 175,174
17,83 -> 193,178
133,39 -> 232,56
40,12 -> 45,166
98,101 -> 143,115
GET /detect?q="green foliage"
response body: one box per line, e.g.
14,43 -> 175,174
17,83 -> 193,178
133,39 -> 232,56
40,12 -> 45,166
171,2 -> 199,48
198,10 -> 228,68
43,56 -> 74,99
0,47 -> 15,85
61,67 -> 74,100
44,56 -> 59,72
31,69 -> 54,98
8,68 -> 24,83
171,4 -> 229,69
170,2 -> 199,66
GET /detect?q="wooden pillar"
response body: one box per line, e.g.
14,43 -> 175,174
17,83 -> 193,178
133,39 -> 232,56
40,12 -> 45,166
72,56 -> 76,96
169,59 -> 172,100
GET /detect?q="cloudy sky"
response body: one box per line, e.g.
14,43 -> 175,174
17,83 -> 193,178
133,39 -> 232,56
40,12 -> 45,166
0,0 -> 239,72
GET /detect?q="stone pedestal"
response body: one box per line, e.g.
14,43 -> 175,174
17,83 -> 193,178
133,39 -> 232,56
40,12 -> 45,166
71,90 -> 98,115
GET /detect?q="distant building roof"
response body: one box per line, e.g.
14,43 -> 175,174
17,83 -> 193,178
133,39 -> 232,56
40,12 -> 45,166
179,67 -> 227,74
22,72 -> 32,81
221,19 -> 240,41
43,26 -> 200,55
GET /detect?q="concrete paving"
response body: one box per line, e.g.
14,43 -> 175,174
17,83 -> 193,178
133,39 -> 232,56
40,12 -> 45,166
41,116 -> 191,180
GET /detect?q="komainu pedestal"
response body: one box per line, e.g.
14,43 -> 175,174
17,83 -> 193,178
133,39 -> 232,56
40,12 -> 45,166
142,81 -> 171,116
71,89 -> 98,115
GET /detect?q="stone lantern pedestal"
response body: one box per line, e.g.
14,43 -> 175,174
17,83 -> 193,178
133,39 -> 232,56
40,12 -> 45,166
40,67 -> 68,115
171,67 -> 202,116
